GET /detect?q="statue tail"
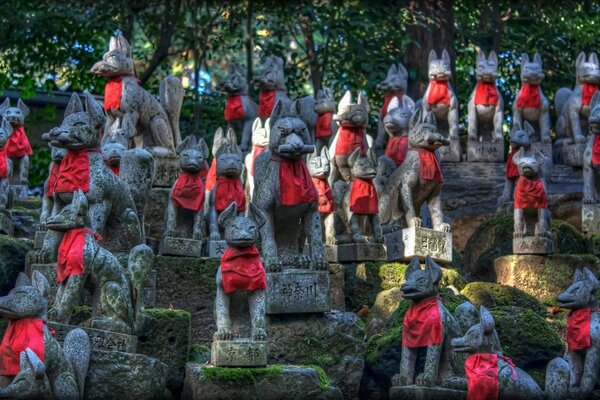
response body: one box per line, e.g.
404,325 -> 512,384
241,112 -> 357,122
160,76 -> 184,147
128,244 -> 154,333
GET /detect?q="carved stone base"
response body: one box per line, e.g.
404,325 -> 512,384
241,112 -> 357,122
582,204 -> 600,233
207,240 -> 229,259
10,184 -> 28,200
153,154 -> 179,187
324,243 -> 387,262
211,339 -> 267,367
466,140 -> 504,162
389,385 -> 466,400
50,322 -> 138,353
438,140 -> 461,162
0,211 -> 14,236
385,227 -> 452,263
532,142 -> 553,163
266,270 -> 330,314
159,237 -> 203,257
34,229 -> 46,249
513,236 -> 554,255
560,143 -> 586,167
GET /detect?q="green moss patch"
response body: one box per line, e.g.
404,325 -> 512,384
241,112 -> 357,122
203,365 -> 284,384
461,282 -> 545,315
188,344 -> 211,364
308,365 -> 331,389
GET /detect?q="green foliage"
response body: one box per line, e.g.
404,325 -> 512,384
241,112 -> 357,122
28,145 -> 51,189
0,236 -> 32,296
307,365 -> 331,389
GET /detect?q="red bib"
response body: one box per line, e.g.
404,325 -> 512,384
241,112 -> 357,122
205,159 -> 217,191
474,82 -> 499,106
316,112 -> 333,138
335,126 -> 366,156
582,83 -> 599,106
505,147 -> 520,178
514,177 -> 547,209
427,80 -> 451,105
250,145 -> 265,176
104,76 -> 124,111
225,95 -> 244,120
350,178 -> 379,214
45,163 -> 60,197
381,92 -> 403,118
279,158 -> 318,206
220,246 -> 267,294
312,177 -> 334,214
416,148 -> 443,183
214,176 -> 246,212
54,150 -> 91,193
172,171 -> 205,211
258,90 -> 277,117
57,228 -> 96,283
516,84 -> 541,109
109,164 -> 120,176
385,136 -> 409,165
465,353 -> 517,400
566,308 -> 599,351
0,318 -> 45,376
0,150 -> 7,179
402,296 -> 443,348
593,135 -> 600,166
5,126 -> 32,158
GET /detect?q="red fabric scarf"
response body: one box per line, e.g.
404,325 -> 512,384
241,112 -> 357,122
505,147 -> 520,179
514,177 -> 547,209
516,84 -> 541,109
224,95 -> 244,120
427,80 -> 451,105
278,158 -> 318,206
465,353 -> 517,400
45,163 -> 60,197
350,178 -> 379,214
54,150 -> 91,193
220,246 -> 266,294
582,83 -> 599,106
205,159 -> 217,191
250,145 -> 265,176
335,126 -> 366,156
381,91 -> 404,118
172,171 -> 205,211
0,150 -> 7,179
312,177 -> 334,214
566,308 -> 599,351
0,318 -> 45,376
104,76 -> 124,111
402,296 -> 443,348
474,82 -> 499,106
5,126 -> 32,158
57,228 -> 97,283
214,176 -> 246,212
258,90 -> 277,117
316,112 -> 333,138
593,135 -> 600,166
416,148 -> 443,183
385,136 -> 409,165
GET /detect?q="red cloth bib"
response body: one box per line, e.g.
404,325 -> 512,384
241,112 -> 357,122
279,158 -> 318,206
385,136 -> 409,165
402,296 -> 443,348
205,159 -> 217,191
250,145 -> 265,176
54,149 -> 91,193
593,135 -> 600,166
514,177 -> 547,209
350,178 -> 379,214
312,177 -> 334,214
316,112 -> 333,138
214,176 -> 246,212
516,84 -> 541,109
505,147 -> 520,178
5,126 -> 32,158
220,246 -> 267,294
45,163 -> 60,197
416,148 -> 443,183
335,126 -> 366,156
0,318 -> 45,376
57,228 -> 97,283
381,92 -> 403,118
172,171 -> 205,211
566,308 -> 599,351
427,80 -> 451,105
225,95 -> 244,120
582,83 -> 599,106
0,150 -> 7,179
465,353 -> 517,400
104,76 -> 124,111
258,90 -> 277,117
474,82 -> 499,106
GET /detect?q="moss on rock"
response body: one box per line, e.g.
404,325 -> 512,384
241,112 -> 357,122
203,365 -> 284,384
188,344 -> 211,364
0,236 -> 32,295
460,282 -> 545,315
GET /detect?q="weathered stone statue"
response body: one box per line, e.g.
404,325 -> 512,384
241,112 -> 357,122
314,87 -> 337,153
467,50 -> 504,162
244,118 -> 270,202
212,202 -> 267,367
37,144 -> 67,248
512,147 -> 553,254
422,50 -> 461,162
0,98 -> 32,197
46,190 -> 153,335
217,63 -> 258,153
0,271 -> 90,399
0,118 -> 14,235
308,147 -> 335,246
161,136 -> 209,257
101,116 -> 130,176
204,127 -> 229,194
497,122 -> 534,211
555,52 -> 600,166
382,95 -> 415,167
582,92 -> 600,233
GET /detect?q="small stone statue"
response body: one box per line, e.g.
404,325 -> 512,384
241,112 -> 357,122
498,122 -> 534,207
244,118 -> 270,202
101,116 -> 130,176
37,143 -> 67,248
217,63 -> 258,153
308,147 -> 335,245
0,98 -> 32,190
0,271 -> 90,399
314,88 -> 337,153
204,127 -> 230,193
382,95 -> 415,166
0,118 -> 13,223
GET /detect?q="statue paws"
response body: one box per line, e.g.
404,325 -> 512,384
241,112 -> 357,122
164,229 -> 174,238
252,328 -> 267,341
352,234 -> 367,244
576,135 -> 587,144
192,231 -> 203,241
264,257 -> 283,273
295,254 -> 311,269
416,372 -> 436,387
391,373 -> 408,387
409,217 -> 423,228
210,232 -> 221,241
370,234 -> 385,244
214,327 -> 233,341
311,255 -> 329,271
438,223 -> 451,233
583,194 -> 597,204
542,136 -> 552,144
513,230 -> 525,238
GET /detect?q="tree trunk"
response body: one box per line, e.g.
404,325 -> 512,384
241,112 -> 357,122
298,11 -> 321,95
246,0 -> 254,92
491,1 -> 503,53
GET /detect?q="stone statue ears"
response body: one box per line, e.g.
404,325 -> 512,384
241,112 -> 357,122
512,146 -> 526,165
217,202 -> 238,229
523,121 -> 535,138
479,306 -> 495,334
404,257 -> 421,280
576,52 -> 587,68
428,49 -> 439,64
31,270 -> 50,300
583,267 -> 600,291
590,53 -> 600,66
15,272 -> 31,287
72,189 -> 89,216
476,50 -> 487,63
510,122 -> 522,133
249,203 -> 267,230
109,32 -> 132,58
591,92 -> 600,111
212,127 -> 225,156
347,147 -> 362,168
17,99 -> 30,118
0,98 -> 10,116
387,96 -> 400,113
65,93 -> 84,117
252,118 -> 263,133
83,92 -> 105,131
532,53 -> 543,67
357,92 -> 370,113
403,96 -> 415,112
337,91 -> 352,112
320,146 -> 330,161
289,99 -> 306,122
367,147 -> 378,167
441,49 -> 451,64
488,51 -> 498,65
387,64 -> 398,77
396,63 -> 408,77
409,107 -> 423,131
0,118 -> 12,135
425,255 -> 442,285
175,135 -> 197,154
270,100 -> 285,124
197,138 -> 209,159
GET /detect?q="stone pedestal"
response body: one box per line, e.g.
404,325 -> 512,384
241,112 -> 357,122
34,229 -> 46,249
466,140 -> 504,162
389,385 -> 466,400
0,211 -> 13,236
582,204 -> 600,233
439,140 -> 461,162
385,227 -> 452,263
266,270 -> 330,314
159,236 -> 203,257
211,339 -> 267,367
10,185 -> 28,200
513,236 -> 554,255
532,142 -> 553,163
324,243 -> 386,262
207,240 -> 228,259
560,143 -> 586,167
144,187 -> 170,241
50,322 -> 138,353
153,154 -> 179,187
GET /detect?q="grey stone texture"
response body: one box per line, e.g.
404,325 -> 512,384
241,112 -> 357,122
512,236 -> 554,254
438,140 -> 461,162
266,270 -> 331,314
389,385 -> 466,400
211,339 -> 268,367
325,243 -> 387,263
152,153 -> 180,187
583,93 -> 600,208
207,239 -> 228,259
307,146 -> 336,245
50,322 -> 138,353
582,204 -> 600,233
159,236 -> 204,257
560,142 -> 586,166
395,226 -> 453,263
244,118 -> 270,201
314,88 -> 338,153
466,140 -> 504,162
0,98 -> 30,186
0,210 -> 13,236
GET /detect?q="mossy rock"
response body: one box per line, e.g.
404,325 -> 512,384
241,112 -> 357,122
0,235 -> 32,295
460,282 -> 545,315
188,343 -> 211,364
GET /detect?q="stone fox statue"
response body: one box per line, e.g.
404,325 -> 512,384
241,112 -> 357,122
91,32 -> 184,155
499,121 -> 535,205
244,118 -> 270,203
0,118 -> 13,213
314,88 -> 337,153
583,92 -> 600,204
253,99 -> 328,271
46,190 -> 153,335
0,271 -> 90,400
42,92 -> 153,259
0,98 -> 32,185
40,143 -> 67,228
214,202 -> 267,341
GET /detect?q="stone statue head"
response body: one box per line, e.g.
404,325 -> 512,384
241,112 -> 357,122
0,117 -> 13,148
251,118 -> 270,148
557,267 -> 600,310
46,189 -> 88,232
408,107 -> 448,150
215,128 -> 243,178
176,135 -> 208,174
348,146 -> 377,181
512,146 -> 545,178
475,50 -> 499,82
333,91 -> 370,128
575,52 -> 600,85
91,32 -> 134,77
307,146 -> 331,179
520,53 -> 544,84
314,88 -> 336,114
269,99 -> 314,159
102,117 -> 132,169
218,202 -> 266,248
428,50 -> 452,81
377,63 -> 408,92
401,256 -> 442,300
217,63 -> 248,95
252,55 -> 286,90
383,95 -> 415,136
509,121 -> 534,147
451,306 -> 502,355
0,98 -> 29,127
0,271 -> 49,320
46,92 -> 103,150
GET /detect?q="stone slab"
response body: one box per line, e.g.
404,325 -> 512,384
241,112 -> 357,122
10,185 -> 28,201
153,154 -> 179,187
582,204 -> 600,233
144,269 -> 156,308
207,240 -> 229,259
211,339 -> 267,367
324,243 -> 387,262
389,385 -> 466,400
34,229 -> 46,249
394,226 -> 453,263
466,140 -> 504,162
438,140 -> 461,162
159,236 -> 203,257
266,270 -> 330,314
50,322 -> 138,353
561,143 -> 586,167
0,211 -> 14,236
513,236 -> 554,255
532,142 -> 553,162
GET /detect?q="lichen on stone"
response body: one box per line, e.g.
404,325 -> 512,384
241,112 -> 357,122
460,282 -> 545,315
203,365 -> 284,384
